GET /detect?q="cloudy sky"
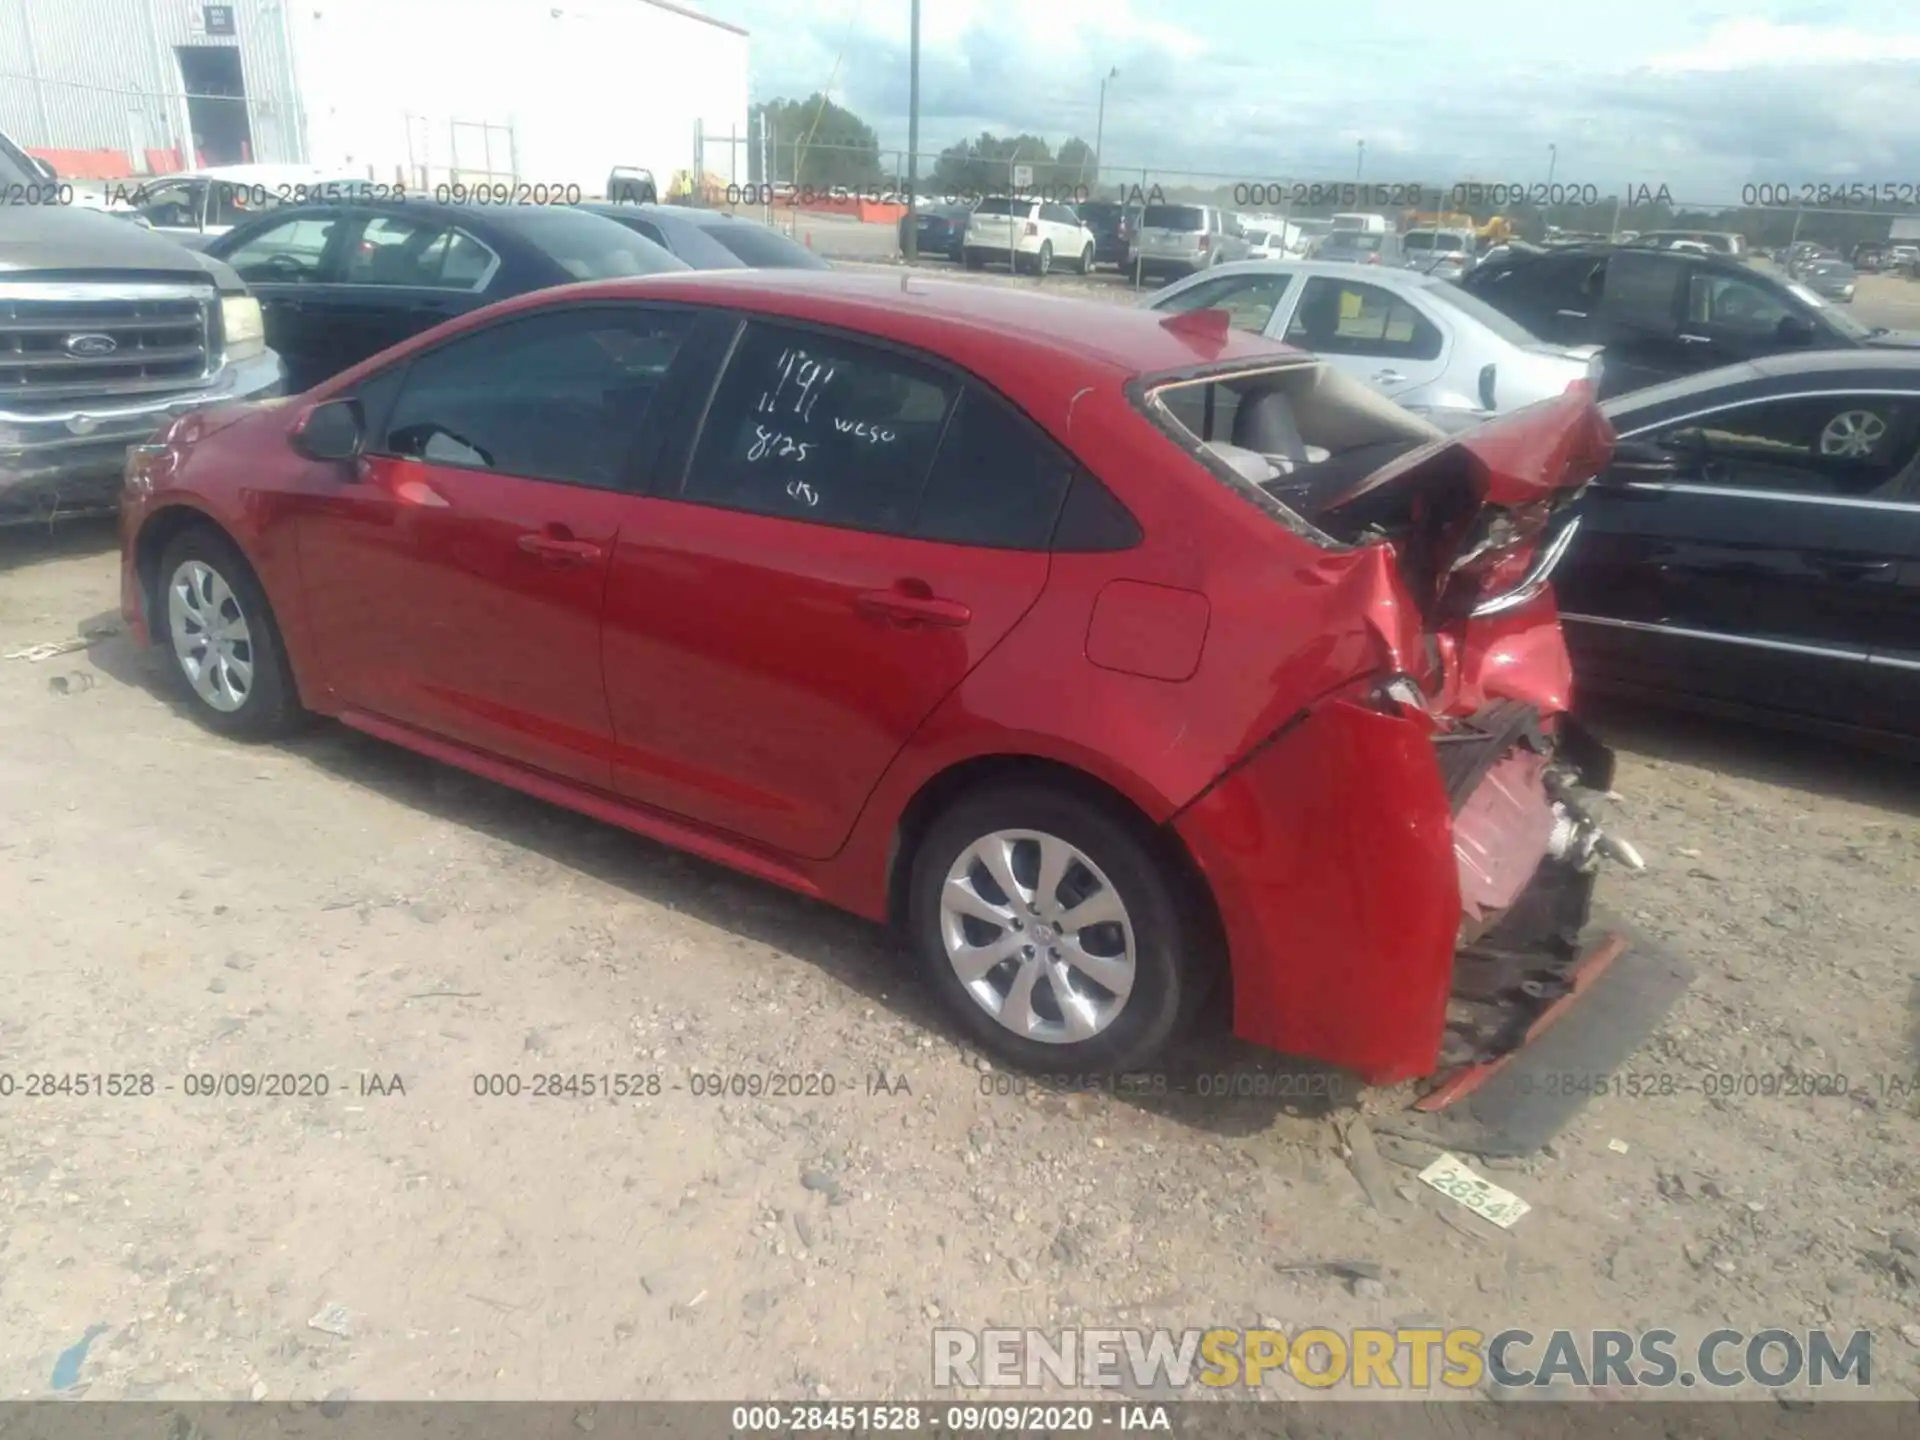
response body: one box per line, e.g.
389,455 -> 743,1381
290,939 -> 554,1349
702,0 -> 1920,204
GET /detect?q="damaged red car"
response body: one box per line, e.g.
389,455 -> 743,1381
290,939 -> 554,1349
119,271 -> 1650,1091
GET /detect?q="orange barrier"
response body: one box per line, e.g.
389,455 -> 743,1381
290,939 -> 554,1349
23,146 -> 184,179
789,195 -> 908,225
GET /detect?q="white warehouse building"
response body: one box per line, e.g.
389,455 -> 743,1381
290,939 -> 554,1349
0,0 -> 750,190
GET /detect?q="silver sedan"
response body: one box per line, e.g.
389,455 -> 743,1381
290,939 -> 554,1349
1140,260 -> 1600,429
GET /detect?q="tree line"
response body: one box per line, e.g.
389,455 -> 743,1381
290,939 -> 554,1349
749,96 -> 1098,192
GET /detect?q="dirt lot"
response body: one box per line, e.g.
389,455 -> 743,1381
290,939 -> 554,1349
3,295 -> 1919,1404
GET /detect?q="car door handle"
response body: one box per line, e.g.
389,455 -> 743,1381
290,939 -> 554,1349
1678,334 -> 1712,344
1371,369 -> 1407,384
1555,309 -> 1588,318
1812,557 -> 1893,580
854,588 -> 972,628
517,532 -> 603,565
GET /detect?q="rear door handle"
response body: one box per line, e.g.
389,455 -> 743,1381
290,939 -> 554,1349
1371,369 -> 1407,384
1555,309 -> 1588,318
1678,334 -> 1712,345
854,589 -> 972,628
517,532 -> 603,565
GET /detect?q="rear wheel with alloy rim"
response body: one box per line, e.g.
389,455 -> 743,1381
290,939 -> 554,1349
908,784 -> 1210,1070
1035,241 -> 1053,278
158,527 -> 303,739
1077,244 -> 1094,274
1818,407 -> 1889,459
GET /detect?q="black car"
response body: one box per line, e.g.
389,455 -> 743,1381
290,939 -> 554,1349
1553,350 -> 1920,748
897,200 -> 973,261
577,202 -> 830,271
203,200 -> 688,391
1461,244 -> 1920,398
1075,200 -> 1140,267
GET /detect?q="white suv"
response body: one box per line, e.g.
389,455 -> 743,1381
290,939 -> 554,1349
962,197 -> 1096,277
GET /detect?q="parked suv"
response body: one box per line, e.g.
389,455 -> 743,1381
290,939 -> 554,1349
961,197 -> 1095,276
0,136 -> 285,525
1130,204 -> 1250,281
1462,244 -> 1920,397
1074,200 -> 1141,268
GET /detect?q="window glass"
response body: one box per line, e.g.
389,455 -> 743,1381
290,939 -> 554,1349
682,322 -> 957,531
1654,394 -> 1920,500
136,180 -> 203,230
1601,251 -> 1681,325
375,307 -> 692,488
1686,273 -> 1793,334
1287,277 -> 1443,360
1142,205 -> 1205,230
914,388 -> 1074,548
346,215 -> 497,289
222,215 -> 341,284
701,220 -> 825,269
513,207 -> 687,279
1154,272 -> 1294,333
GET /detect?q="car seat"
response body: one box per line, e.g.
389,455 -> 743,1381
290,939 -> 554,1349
1230,388 -> 1311,467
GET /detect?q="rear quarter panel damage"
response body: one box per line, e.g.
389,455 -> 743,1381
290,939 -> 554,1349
1173,696 -> 1460,1084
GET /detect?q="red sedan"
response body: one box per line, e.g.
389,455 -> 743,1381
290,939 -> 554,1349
119,271 -> 1642,1087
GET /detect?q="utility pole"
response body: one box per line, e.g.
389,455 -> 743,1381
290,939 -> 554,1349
1354,140 -> 1365,182
1092,67 -> 1117,192
1547,144 -> 1557,187
904,0 -> 920,262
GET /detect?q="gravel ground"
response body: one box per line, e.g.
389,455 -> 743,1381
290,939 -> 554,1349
2,270 -> 1918,1404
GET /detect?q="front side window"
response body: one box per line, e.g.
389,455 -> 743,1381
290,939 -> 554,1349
1686,273 -> 1793,335
375,307 -> 693,488
1651,394 -> 1920,500
681,322 -> 957,531
221,215 -> 342,284
1287,277 -> 1443,360
1153,272 -> 1294,334
136,180 -> 204,230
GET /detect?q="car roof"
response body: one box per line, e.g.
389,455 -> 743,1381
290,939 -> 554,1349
578,203 -> 777,232
1172,258 -> 1436,291
528,269 -> 1298,382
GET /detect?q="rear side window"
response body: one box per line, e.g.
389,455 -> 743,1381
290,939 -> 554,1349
1286,277 -> 1443,361
1602,252 -> 1683,329
682,321 -> 957,531
1143,205 -> 1205,230
913,388 -> 1074,548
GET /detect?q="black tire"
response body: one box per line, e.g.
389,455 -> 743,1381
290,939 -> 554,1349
1076,244 -> 1094,275
155,526 -> 304,740
1035,241 -> 1053,278
963,247 -> 983,271
907,783 -> 1212,1072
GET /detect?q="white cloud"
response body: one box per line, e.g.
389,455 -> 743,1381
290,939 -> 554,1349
1646,19 -> 1920,71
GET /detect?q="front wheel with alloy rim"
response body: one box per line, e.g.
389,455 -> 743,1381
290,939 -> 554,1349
158,528 -> 303,739
908,784 -> 1211,1070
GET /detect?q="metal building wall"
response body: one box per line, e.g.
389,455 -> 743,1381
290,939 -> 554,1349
0,0 -> 303,170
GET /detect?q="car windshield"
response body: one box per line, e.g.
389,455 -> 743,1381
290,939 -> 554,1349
1784,280 -> 1873,337
1143,205 -> 1205,230
1328,233 -> 1383,252
1079,202 -> 1121,223
973,197 -> 1026,217
515,208 -> 690,279
1403,233 -> 1466,253
700,220 -> 829,269
1427,282 -> 1542,346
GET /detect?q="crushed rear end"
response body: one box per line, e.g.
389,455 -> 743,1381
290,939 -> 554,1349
1141,336 -> 1685,1133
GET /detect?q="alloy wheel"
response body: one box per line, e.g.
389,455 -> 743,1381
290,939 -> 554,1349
167,558 -> 256,713
1818,409 -> 1886,458
938,829 -> 1136,1044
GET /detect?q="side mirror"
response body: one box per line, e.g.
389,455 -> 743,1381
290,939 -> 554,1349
290,399 -> 365,463
1777,313 -> 1817,346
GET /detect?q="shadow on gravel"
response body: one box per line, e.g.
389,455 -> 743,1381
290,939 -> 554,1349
1587,696 -> 1920,818
271,718 -> 1347,1137
0,515 -> 118,577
